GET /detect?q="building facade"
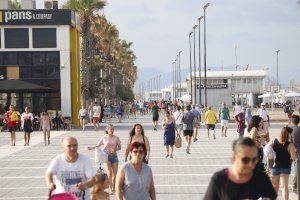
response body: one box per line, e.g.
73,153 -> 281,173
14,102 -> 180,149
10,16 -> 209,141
0,9 -> 81,126
187,70 -> 267,107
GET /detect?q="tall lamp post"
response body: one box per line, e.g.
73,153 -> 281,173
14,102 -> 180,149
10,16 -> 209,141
193,24 -> 198,104
276,49 -> 280,86
203,3 -> 210,107
172,61 -> 175,102
189,32 -> 193,104
178,51 -> 182,98
198,16 -> 204,105
175,59 -> 178,100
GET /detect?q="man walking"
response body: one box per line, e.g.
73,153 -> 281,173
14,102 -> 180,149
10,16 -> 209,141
182,105 -> 195,154
291,115 -> 300,193
205,106 -> 218,140
46,136 -> 96,200
191,104 -> 201,142
93,102 -> 101,130
219,102 -> 230,137
151,101 -> 160,131
256,103 -> 270,130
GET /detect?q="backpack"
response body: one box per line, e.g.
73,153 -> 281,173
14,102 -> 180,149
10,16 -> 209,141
284,106 -> 289,113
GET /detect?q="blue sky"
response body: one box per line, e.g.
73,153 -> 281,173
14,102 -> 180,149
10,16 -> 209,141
36,0 -> 300,86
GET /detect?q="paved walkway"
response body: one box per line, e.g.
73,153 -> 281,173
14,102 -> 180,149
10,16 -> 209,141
0,115 -> 297,199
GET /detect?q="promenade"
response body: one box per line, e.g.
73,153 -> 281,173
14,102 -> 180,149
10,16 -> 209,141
0,114 -> 297,200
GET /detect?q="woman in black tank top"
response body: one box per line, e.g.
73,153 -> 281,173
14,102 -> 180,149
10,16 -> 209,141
269,127 -> 297,200
125,124 -> 150,164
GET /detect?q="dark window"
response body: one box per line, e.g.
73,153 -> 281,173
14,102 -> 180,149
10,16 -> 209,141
32,28 -> 57,48
32,52 -> 45,66
0,53 -> 3,66
3,52 -> 18,65
45,66 -> 60,78
31,67 -> 45,78
0,67 -> 6,80
20,66 -> 31,79
18,52 -> 32,66
224,79 -> 228,84
46,52 -> 60,65
5,28 -> 29,48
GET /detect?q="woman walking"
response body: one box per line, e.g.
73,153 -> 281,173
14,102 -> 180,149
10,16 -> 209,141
88,124 -> 121,195
269,127 -> 297,200
78,105 -> 88,131
116,142 -> 156,200
162,111 -> 176,158
21,106 -> 33,146
125,124 -> 150,164
40,112 -> 52,145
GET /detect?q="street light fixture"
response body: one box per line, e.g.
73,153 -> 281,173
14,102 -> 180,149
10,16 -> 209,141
276,49 -> 280,86
198,16 -> 204,105
193,24 -> 198,104
189,31 -> 193,104
172,61 -> 175,102
203,2 -> 210,107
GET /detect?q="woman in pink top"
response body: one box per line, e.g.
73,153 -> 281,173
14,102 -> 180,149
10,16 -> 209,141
88,124 -> 121,195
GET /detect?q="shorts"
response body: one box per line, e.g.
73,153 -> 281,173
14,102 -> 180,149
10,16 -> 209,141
152,116 -> 159,121
107,154 -> 118,164
183,130 -> 193,137
206,124 -> 215,130
93,117 -> 100,123
42,126 -> 50,131
176,124 -> 183,131
270,168 -> 291,175
220,120 -> 228,127
8,125 -> 16,132
80,116 -> 87,120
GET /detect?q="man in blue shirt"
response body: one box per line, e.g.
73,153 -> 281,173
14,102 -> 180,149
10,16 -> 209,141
191,104 -> 201,142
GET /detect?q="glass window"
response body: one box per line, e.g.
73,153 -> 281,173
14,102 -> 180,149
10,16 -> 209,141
18,52 -> 32,66
0,66 -> 6,80
236,79 -> 241,90
3,52 -> 18,65
31,67 -> 45,78
0,53 -> 3,66
32,52 -> 45,66
45,66 -> 60,78
5,28 -> 29,48
32,28 -> 57,48
46,52 -> 60,65
20,66 -> 31,79
224,79 -> 228,84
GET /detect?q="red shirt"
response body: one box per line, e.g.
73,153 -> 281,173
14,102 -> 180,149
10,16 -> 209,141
5,111 -> 17,127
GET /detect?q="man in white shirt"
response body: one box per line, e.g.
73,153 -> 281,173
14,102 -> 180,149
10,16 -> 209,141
93,102 -> 101,130
256,103 -> 270,130
46,136 -> 96,200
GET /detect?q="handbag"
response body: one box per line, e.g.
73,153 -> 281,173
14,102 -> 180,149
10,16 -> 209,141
175,135 -> 182,148
95,147 -> 108,163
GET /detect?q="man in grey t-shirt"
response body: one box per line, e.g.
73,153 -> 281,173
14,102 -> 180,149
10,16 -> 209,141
182,105 -> 195,154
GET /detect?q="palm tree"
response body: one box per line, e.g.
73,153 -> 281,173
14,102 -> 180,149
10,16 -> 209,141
9,0 -> 21,9
63,0 -> 106,105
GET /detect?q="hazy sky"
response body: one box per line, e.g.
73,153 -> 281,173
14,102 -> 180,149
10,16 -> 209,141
36,0 -> 300,85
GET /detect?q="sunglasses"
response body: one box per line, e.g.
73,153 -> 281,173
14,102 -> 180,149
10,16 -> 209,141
132,150 -> 144,154
240,156 -> 258,165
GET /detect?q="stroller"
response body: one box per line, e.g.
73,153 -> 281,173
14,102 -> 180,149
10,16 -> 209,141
48,186 -> 85,200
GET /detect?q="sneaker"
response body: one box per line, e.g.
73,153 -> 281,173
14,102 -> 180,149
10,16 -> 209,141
193,138 -> 198,142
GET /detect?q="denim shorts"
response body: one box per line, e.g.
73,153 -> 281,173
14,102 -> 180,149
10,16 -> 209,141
107,153 -> 119,164
270,168 -> 291,175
